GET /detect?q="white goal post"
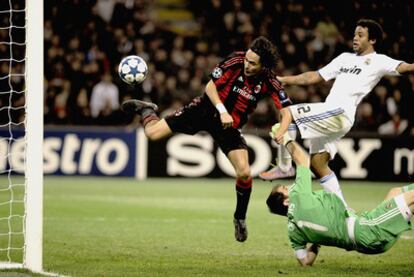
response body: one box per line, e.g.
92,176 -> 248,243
0,0 -> 43,272
24,0 -> 44,272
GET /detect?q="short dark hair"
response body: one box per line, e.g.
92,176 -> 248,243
356,19 -> 383,46
249,36 -> 279,70
266,185 -> 288,216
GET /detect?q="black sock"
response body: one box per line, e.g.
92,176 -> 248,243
234,185 -> 252,220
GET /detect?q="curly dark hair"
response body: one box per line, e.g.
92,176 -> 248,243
249,36 -> 280,70
266,185 -> 288,216
356,19 -> 384,47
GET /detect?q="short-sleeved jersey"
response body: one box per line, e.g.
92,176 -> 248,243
318,52 -> 403,121
209,51 -> 292,128
287,166 -> 354,253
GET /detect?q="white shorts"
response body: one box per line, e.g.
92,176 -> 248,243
308,138 -> 339,160
289,103 -> 353,159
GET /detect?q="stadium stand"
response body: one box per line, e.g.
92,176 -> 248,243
40,0 -> 414,135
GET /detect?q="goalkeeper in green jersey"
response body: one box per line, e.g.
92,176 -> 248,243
266,124 -> 414,266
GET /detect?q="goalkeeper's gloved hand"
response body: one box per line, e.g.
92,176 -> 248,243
269,123 -> 293,146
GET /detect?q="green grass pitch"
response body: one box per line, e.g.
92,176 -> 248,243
1,177 -> 414,276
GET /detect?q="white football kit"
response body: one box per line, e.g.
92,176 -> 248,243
289,52 -> 403,158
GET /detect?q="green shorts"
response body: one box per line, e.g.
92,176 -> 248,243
354,195 -> 412,254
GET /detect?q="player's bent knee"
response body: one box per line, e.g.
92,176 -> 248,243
236,168 -> 251,180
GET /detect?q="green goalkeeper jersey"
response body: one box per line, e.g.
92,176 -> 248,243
287,166 -> 354,252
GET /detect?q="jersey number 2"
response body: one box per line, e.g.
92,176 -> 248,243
297,105 -> 311,114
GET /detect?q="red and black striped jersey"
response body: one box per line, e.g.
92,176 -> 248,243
209,51 -> 292,129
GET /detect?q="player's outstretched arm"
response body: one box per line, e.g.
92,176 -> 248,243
297,244 -> 320,266
397,62 -> 414,74
277,71 -> 323,86
285,141 -> 310,168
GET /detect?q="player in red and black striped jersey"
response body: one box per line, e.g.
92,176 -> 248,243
121,36 -> 293,242
208,51 -> 291,128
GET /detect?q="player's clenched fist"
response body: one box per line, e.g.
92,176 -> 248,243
220,112 -> 234,129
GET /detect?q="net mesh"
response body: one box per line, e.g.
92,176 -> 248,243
0,0 -> 26,265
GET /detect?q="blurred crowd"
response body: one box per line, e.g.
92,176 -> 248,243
0,0 -> 25,127
40,0 -> 414,135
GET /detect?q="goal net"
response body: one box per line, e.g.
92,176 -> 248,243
0,0 -> 43,272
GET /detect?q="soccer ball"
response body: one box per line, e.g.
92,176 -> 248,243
118,55 -> 148,85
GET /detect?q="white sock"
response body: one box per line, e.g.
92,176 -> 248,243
276,124 -> 297,172
320,172 -> 348,207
